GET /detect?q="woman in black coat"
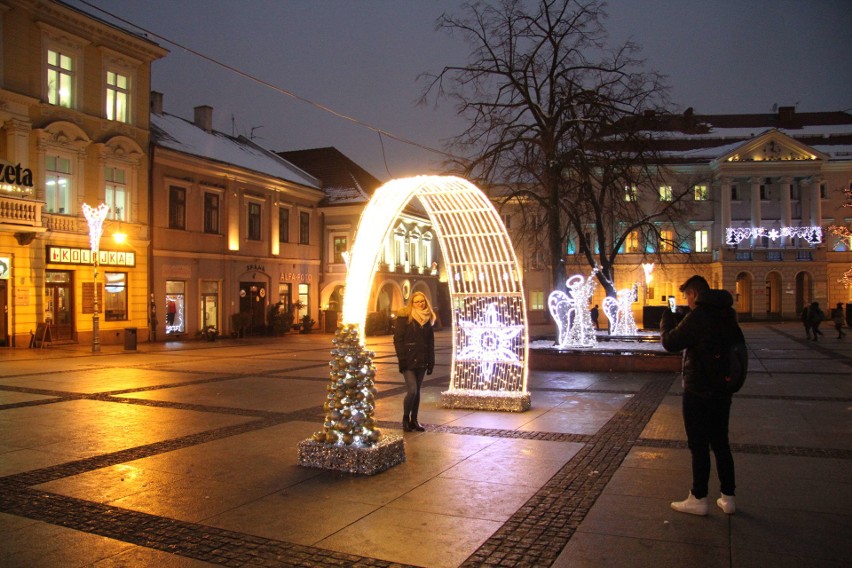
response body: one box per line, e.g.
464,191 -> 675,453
393,291 -> 435,432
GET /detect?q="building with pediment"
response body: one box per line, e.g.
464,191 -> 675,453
0,0 -> 166,347
522,107 -> 852,324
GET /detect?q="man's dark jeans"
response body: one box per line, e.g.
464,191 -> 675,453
682,391 -> 736,498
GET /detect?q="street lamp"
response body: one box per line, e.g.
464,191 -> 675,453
641,262 -> 654,306
82,203 -> 110,352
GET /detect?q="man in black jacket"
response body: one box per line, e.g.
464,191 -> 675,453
661,275 -> 745,516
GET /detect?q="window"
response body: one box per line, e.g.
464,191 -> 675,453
760,182 -> 768,200
530,290 -> 544,310
204,192 -> 220,234
731,184 -> 739,200
820,182 -> 827,199
659,229 -> 674,252
247,202 -> 261,241
694,229 -> 709,252
168,186 -> 186,229
626,231 -> 641,253
45,155 -> 72,214
625,185 -> 638,202
299,211 -> 310,244
105,167 -> 127,220
659,185 -> 673,201
333,236 -> 347,263
298,283 -> 309,317
47,49 -> 74,108
200,280 -> 219,330
278,207 -> 289,242
165,280 -> 185,334
106,71 -> 129,122
694,184 -> 708,201
104,272 -> 127,321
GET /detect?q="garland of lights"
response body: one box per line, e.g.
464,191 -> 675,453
725,226 -> 823,246
549,270 -> 598,348
603,288 -> 639,336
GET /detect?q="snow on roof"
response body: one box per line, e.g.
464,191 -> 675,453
323,184 -> 370,204
151,113 -> 320,189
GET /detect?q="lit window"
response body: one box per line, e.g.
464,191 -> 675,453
47,49 -> 74,108
104,272 -> 127,321
530,290 -> 544,310
694,229 -> 709,252
694,184 -> 708,200
106,71 -> 129,122
105,167 -> 127,220
333,236 -> 348,263
625,185 -> 638,201
659,229 -> 674,252
45,155 -> 72,214
626,231 -> 640,253
659,185 -> 673,201
247,202 -> 262,241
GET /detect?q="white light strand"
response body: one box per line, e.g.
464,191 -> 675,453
725,226 -> 823,245
603,288 -> 639,336
549,270 -> 598,348
82,203 -> 110,252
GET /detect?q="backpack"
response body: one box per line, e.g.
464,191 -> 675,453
701,335 -> 749,395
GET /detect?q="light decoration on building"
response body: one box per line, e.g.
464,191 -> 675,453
548,270 -> 598,348
603,288 -> 639,336
725,226 -> 823,246
82,202 -> 110,353
642,263 -> 654,285
829,188 -> 851,287
298,176 -> 529,474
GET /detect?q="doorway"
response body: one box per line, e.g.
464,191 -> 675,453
0,280 -> 7,346
765,271 -> 782,319
45,270 -> 74,340
239,281 -> 267,335
795,271 -> 812,315
735,272 -> 752,318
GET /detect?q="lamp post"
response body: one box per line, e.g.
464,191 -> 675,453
641,262 -> 654,306
82,203 -> 110,352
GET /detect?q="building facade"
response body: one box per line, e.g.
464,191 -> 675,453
149,96 -> 325,339
516,108 -> 852,326
0,0 -> 166,346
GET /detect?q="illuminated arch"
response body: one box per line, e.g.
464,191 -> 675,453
342,175 -> 529,402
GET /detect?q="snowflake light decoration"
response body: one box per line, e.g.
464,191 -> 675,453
549,271 -> 598,348
726,225 -> 822,246
456,302 -> 524,384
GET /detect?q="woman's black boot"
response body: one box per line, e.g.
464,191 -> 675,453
402,416 -> 413,432
409,416 -> 426,432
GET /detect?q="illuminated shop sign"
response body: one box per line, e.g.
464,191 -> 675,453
46,246 -> 136,267
725,226 -> 822,246
0,160 -> 34,195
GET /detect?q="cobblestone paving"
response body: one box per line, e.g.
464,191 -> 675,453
1,331 -> 850,567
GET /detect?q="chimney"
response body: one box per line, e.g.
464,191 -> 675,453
150,91 -> 163,115
194,105 -> 213,132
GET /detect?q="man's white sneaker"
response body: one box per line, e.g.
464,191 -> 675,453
716,494 -> 736,514
671,493 -> 708,516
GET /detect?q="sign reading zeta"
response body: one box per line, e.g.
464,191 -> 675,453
46,246 -> 136,267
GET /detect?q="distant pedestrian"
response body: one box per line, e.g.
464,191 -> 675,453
832,302 -> 846,339
801,304 -> 812,340
809,301 -> 824,341
590,304 -> 600,330
394,291 -> 435,432
660,275 -> 745,516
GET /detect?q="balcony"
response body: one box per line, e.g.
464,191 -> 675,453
718,247 -> 825,262
0,195 -> 42,228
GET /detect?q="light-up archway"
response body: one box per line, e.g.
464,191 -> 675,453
342,176 -> 529,409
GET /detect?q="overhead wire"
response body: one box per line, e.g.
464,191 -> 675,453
76,0 -> 461,167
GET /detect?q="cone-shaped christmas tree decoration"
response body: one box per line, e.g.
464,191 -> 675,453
297,324 -> 405,474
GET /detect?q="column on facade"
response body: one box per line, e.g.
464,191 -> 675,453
4,118 -> 32,164
809,177 -> 822,227
750,176 -> 762,246
779,176 -> 792,247
720,177 -> 732,247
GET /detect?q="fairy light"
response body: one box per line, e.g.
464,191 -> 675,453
340,175 -> 529,411
82,202 -> 110,353
726,226 -> 823,245
549,270 -> 598,348
603,288 -> 639,336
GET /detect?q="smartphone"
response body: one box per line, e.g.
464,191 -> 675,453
668,296 -> 677,313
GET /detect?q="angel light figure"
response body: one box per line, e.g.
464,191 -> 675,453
548,271 -> 598,348
602,288 -> 639,336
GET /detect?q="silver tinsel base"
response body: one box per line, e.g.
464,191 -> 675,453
296,433 -> 406,475
441,389 -> 532,412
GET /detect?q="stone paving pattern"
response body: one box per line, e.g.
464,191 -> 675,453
0,323 -> 849,567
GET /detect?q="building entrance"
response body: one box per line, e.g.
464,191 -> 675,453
239,281 -> 267,335
0,280 -> 7,346
45,270 -> 74,340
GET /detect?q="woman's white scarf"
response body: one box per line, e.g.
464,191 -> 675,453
409,294 -> 435,326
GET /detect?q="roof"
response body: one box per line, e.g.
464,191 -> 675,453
276,147 -> 382,205
151,112 -> 320,189
639,109 -> 852,163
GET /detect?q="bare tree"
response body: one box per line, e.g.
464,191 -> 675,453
420,0 -> 696,296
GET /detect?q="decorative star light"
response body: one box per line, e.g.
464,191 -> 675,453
456,303 -> 524,384
767,229 -> 780,240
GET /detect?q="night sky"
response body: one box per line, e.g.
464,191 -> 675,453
68,0 -> 851,181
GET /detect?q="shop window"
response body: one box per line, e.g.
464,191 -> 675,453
278,283 -> 292,310
104,272 -> 127,321
204,192 -> 220,234
45,155 -> 72,214
299,211 -> 310,244
298,283 -> 310,318
200,280 -> 219,330
47,49 -> 75,108
278,207 -> 290,242
106,70 -> 129,122
165,280 -> 185,334
105,167 -> 127,220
